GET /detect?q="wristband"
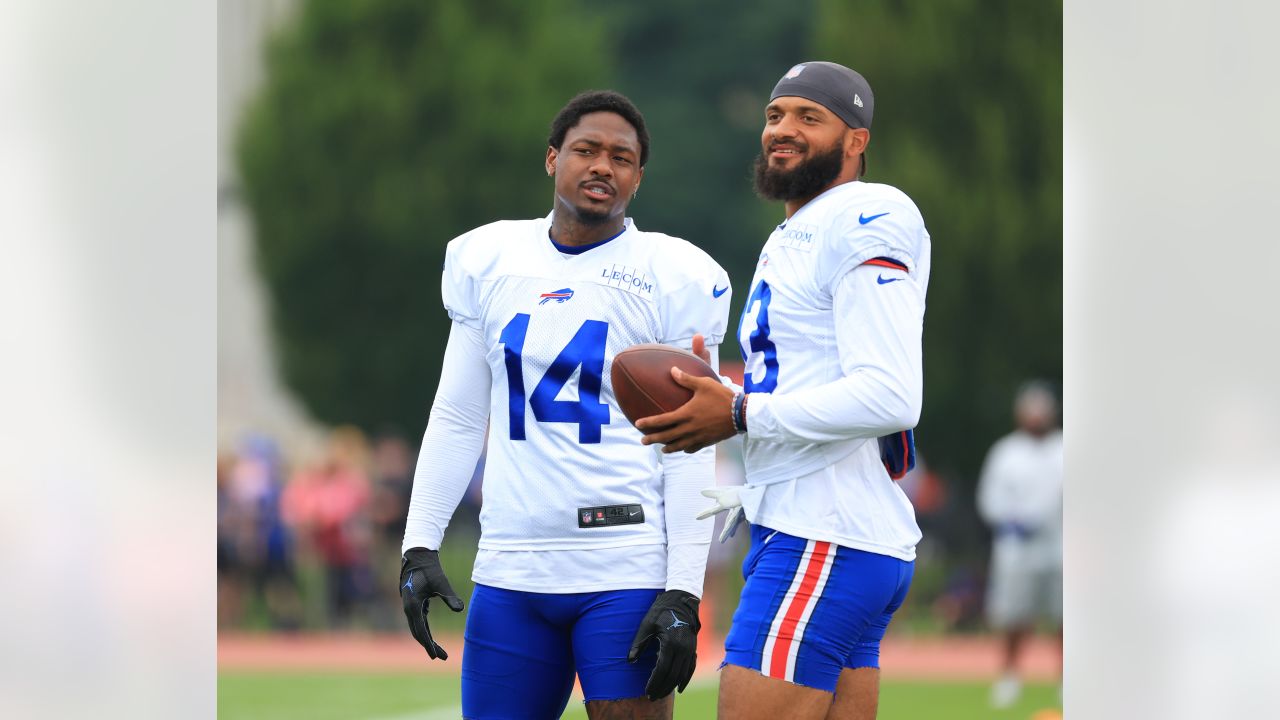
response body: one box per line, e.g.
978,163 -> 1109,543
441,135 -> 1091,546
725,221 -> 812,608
732,391 -> 748,434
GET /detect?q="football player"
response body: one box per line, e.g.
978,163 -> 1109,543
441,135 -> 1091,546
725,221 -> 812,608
399,90 -> 731,719
636,62 -> 931,720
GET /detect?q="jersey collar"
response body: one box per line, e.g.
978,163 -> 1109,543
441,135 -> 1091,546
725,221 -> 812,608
544,212 -> 633,255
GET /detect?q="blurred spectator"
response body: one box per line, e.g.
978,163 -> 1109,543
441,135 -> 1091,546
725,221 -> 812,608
976,381 -> 1063,708
216,452 -> 243,628
227,433 -> 302,631
367,429 -> 414,630
283,426 -> 375,629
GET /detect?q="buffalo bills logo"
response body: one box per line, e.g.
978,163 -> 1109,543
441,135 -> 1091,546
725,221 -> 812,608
539,288 -> 574,305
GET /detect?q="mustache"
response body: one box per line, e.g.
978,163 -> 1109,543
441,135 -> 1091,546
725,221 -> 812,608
768,139 -> 808,152
579,177 -> 616,193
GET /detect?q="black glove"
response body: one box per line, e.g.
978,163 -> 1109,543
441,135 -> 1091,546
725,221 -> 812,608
400,547 -> 464,660
627,589 -> 701,701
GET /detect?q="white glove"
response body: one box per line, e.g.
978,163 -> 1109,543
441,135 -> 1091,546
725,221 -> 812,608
697,487 -> 747,543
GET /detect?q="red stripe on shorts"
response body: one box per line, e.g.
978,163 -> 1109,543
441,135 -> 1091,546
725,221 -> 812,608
768,541 -> 832,679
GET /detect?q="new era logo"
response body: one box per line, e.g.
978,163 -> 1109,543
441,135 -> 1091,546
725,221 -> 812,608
854,94 -> 864,108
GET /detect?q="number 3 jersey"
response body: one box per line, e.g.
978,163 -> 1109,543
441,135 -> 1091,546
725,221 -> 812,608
403,213 -> 731,595
735,181 -> 931,561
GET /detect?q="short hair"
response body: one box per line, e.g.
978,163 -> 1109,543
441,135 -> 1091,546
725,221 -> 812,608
1015,379 -> 1058,413
548,90 -> 650,167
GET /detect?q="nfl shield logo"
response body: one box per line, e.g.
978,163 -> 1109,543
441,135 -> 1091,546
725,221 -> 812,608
783,63 -> 806,79
582,511 -> 592,524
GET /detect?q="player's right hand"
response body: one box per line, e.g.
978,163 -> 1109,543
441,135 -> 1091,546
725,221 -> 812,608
400,547 -> 465,660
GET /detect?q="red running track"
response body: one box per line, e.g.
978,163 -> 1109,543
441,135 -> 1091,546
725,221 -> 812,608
218,632 -> 1060,681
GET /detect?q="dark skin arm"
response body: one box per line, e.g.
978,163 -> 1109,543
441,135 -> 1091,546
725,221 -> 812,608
636,334 -> 739,454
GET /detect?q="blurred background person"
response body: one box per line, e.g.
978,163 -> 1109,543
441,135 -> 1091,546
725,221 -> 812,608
283,426 -> 375,629
216,452 -> 244,628
367,428 -> 415,630
219,434 -> 302,630
976,380 -> 1063,708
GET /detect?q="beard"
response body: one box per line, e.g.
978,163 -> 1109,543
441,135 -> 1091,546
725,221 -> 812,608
752,140 -> 845,201
573,206 -> 613,225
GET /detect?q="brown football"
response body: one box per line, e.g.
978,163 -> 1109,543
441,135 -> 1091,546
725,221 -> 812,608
611,343 -> 719,427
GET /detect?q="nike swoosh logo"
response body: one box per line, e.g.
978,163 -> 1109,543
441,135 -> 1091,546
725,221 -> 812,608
630,510 -> 641,516
859,212 -> 890,225
712,285 -> 728,298
877,275 -> 903,285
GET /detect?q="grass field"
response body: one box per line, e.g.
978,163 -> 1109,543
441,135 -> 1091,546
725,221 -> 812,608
218,671 -> 1061,719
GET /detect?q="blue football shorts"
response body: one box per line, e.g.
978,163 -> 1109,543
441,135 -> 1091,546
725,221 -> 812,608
722,525 -> 914,693
461,583 -> 661,719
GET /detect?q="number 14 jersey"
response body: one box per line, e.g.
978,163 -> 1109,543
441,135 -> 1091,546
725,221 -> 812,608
442,214 -> 731,556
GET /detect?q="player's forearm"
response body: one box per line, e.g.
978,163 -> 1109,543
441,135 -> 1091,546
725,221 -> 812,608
746,366 -> 919,443
402,321 -> 492,554
665,540 -> 712,598
402,399 -> 489,553
661,447 -> 715,597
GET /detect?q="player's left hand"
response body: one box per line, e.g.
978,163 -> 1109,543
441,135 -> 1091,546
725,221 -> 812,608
636,368 -> 736,453
627,589 -> 701,701
400,548 -> 465,661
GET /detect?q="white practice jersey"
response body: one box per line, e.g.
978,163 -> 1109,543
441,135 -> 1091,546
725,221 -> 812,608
403,214 -> 730,595
735,181 -> 930,561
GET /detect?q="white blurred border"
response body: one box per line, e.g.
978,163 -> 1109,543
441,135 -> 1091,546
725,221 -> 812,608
4,0 -> 1280,716
0,1 -> 214,718
1067,1 -> 1280,717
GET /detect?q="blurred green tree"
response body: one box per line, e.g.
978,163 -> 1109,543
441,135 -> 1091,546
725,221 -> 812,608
237,0 -> 607,433
814,0 -> 1063,489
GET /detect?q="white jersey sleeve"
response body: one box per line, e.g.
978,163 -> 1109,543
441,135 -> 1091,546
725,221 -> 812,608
747,261 -> 923,442
817,195 -> 930,292
657,351 -> 719,597
658,251 -> 732,349
401,319 -> 492,553
440,231 -> 485,329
